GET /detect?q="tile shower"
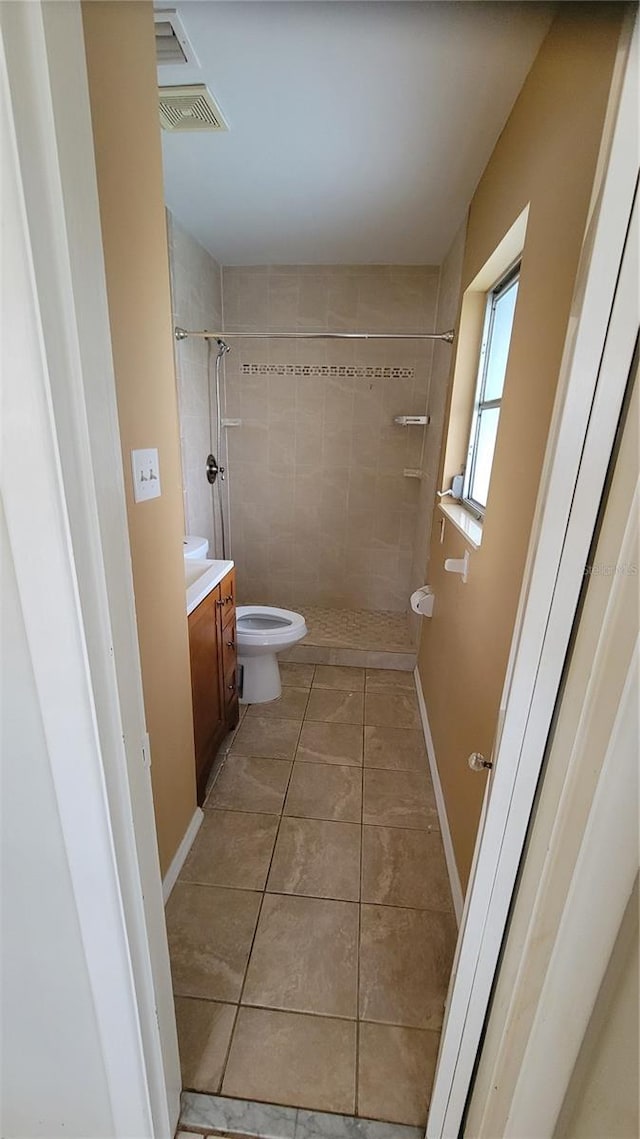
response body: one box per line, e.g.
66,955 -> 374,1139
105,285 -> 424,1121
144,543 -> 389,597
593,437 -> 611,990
168,222 -> 459,651
222,265 -> 439,618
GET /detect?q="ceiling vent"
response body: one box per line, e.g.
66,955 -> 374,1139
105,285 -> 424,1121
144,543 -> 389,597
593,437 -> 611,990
159,84 -> 229,132
154,9 -> 197,66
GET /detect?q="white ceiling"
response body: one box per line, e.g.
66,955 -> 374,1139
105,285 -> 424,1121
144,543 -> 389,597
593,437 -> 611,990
159,2 -> 552,266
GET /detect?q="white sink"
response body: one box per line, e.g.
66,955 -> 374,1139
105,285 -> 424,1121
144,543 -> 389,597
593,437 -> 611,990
185,557 -> 234,616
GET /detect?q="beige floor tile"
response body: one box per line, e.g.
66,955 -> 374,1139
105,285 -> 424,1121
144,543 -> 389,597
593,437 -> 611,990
166,883 -> 261,1002
242,894 -> 359,1018
359,904 -> 457,1029
267,817 -> 361,901
231,715 -> 301,760
313,665 -> 365,691
363,725 -> 427,771
174,996 -> 236,1094
365,668 -> 416,691
180,811 -> 279,891
305,688 -> 364,725
361,826 -> 452,911
223,1007 -> 356,1114
364,690 -> 421,729
284,763 -> 362,823
246,687 -> 309,720
363,768 -> 438,830
205,756 -> 292,815
279,662 -> 315,688
358,1022 -> 439,1125
296,721 -> 363,766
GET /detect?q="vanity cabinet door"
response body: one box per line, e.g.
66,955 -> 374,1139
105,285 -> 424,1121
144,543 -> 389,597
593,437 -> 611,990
219,567 -> 236,630
219,580 -> 239,730
221,611 -> 239,725
188,584 -> 226,804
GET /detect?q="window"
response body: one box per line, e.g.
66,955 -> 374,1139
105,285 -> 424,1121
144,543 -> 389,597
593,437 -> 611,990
463,263 -> 520,517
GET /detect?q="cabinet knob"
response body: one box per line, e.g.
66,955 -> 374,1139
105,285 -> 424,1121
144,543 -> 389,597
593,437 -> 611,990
228,682 -> 235,692
226,640 -> 235,649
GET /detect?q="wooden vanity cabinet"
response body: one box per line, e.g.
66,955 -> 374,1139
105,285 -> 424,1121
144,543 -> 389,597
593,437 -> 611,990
187,567 -> 239,805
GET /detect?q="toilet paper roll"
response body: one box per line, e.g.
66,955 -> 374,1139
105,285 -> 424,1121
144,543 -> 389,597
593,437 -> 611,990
410,586 -> 434,618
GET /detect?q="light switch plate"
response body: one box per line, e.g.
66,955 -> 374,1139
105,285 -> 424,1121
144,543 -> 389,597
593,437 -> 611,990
131,448 -> 162,503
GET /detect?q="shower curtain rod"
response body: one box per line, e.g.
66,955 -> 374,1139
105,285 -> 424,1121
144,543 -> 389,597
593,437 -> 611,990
174,326 -> 455,344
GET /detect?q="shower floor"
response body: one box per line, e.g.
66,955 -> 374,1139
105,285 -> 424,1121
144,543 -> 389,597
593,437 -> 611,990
303,607 -> 413,652
279,607 -> 416,670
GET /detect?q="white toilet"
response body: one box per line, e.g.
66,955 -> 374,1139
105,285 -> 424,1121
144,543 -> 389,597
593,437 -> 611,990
236,605 -> 307,704
183,535 -> 209,560
183,536 -> 306,704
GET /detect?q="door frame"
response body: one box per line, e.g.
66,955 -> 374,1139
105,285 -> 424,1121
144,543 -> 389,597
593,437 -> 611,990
2,2 -> 637,1136
426,14 -> 638,1137
1,2 -> 180,1134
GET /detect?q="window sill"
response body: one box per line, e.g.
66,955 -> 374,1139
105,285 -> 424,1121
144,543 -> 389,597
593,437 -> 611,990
438,500 -> 483,550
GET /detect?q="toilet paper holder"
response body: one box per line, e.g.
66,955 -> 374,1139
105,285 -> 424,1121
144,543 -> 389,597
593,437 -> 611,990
410,586 -> 434,618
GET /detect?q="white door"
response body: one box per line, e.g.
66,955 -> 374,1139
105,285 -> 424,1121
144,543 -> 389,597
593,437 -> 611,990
427,17 -> 639,1137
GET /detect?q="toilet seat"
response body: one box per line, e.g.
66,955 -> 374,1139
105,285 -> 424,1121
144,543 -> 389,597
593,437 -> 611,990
236,605 -> 306,648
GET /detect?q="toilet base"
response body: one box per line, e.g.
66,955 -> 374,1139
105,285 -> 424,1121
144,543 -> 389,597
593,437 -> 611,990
239,651 -> 282,704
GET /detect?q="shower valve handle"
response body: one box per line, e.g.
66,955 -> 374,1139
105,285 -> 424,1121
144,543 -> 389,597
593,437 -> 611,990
206,453 -> 225,484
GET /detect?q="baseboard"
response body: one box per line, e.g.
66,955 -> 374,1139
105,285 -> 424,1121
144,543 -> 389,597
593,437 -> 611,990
282,644 -> 417,670
414,666 -> 464,925
162,807 -> 204,905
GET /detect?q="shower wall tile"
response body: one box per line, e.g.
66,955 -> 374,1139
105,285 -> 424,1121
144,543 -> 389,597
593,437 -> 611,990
223,265 -> 440,614
408,219 -> 467,643
168,212 -> 224,556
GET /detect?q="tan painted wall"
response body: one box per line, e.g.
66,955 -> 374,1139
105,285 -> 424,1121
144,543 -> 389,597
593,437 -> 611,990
82,1 -> 196,874
417,5 -> 624,889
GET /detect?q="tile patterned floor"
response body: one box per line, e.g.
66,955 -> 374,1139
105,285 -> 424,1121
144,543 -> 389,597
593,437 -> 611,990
300,608 -> 414,653
167,664 -> 456,1129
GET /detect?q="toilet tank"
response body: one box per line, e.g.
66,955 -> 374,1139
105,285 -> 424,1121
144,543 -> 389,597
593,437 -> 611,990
183,535 -> 209,560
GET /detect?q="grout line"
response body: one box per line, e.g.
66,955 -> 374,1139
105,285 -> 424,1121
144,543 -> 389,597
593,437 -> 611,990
178,876 -> 452,915
208,801 -> 439,832
219,706 -> 307,1093
355,716 -> 365,1116
175,989 -> 444,1034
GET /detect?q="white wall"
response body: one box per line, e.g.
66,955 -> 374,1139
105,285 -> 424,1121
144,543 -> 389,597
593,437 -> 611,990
555,887 -> 639,1139
0,506 -> 114,1137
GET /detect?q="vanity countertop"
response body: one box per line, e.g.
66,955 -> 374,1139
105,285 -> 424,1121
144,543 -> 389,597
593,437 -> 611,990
185,558 -> 234,616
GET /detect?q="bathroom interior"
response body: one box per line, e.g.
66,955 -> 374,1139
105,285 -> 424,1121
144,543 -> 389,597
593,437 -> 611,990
78,1 -> 627,1133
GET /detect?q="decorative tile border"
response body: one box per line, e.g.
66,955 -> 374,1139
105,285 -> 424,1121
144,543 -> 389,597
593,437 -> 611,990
179,1094 -> 423,1139
240,363 -> 414,380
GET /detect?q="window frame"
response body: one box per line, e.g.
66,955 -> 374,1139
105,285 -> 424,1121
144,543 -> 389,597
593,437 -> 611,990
463,261 -> 520,518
